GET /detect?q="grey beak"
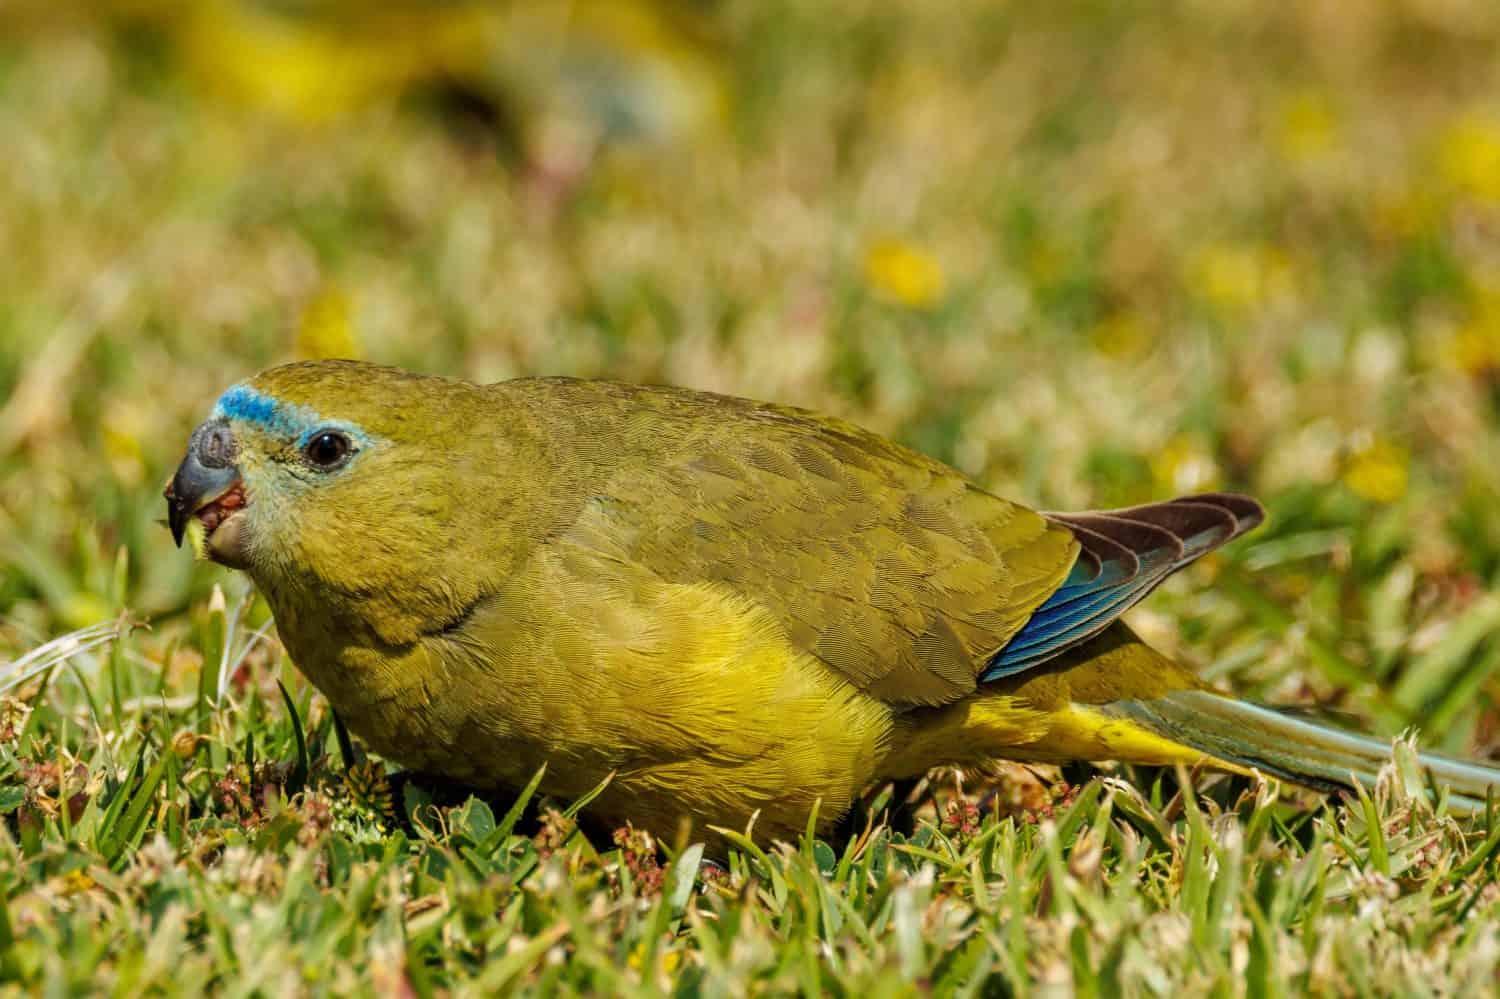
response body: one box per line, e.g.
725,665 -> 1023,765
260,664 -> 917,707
164,420 -> 241,548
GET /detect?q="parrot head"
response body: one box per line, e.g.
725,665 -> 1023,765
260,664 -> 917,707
164,361 -> 529,646
168,361 -> 409,571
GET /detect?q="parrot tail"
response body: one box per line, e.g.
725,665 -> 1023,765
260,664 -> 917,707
1110,690 -> 1500,815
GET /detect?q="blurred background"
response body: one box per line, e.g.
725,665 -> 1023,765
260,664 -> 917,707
4,0 -> 1500,755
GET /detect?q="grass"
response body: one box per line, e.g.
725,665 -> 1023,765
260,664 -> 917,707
5,0 -> 1500,993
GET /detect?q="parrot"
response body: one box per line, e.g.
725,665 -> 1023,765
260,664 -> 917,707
165,360 -> 1500,844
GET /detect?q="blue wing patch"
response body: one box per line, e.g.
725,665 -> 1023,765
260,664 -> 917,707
981,494 -> 1264,681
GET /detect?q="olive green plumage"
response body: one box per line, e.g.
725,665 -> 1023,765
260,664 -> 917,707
164,361 -> 1500,843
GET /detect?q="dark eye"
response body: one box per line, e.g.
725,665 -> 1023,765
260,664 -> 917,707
304,431 -> 352,470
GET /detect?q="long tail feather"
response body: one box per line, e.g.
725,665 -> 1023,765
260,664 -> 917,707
1110,690 -> 1500,815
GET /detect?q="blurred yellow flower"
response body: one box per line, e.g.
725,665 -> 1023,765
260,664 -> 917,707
178,2 -> 497,125
102,397 -> 150,489
1437,114 -> 1500,204
160,0 -> 727,143
1277,92 -> 1339,164
1186,242 -> 1293,314
1436,278 -> 1500,375
1150,434 -> 1219,494
103,426 -> 146,489
1369,185 -> 1444,239
1342,437 -> 1409,503
1087,311 -> 1151,359
1445,321 -> 1500,376
864,239 -> 946,309
296,286 -> 362,361
627,942 -> 681,973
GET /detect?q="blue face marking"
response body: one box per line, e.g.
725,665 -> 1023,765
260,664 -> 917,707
212,383 -> 374,454
213,384 -> 317,437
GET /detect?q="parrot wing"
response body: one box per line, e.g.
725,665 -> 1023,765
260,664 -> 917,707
537,385 -> 1077,707
522,380 -> 1264,708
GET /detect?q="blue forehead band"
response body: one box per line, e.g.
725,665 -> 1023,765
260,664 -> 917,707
213,384 -> 372,449
213,384 -> 318,436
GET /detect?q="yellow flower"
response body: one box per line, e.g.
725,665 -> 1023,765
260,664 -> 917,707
1087,311 -> 1152,359
102,397 -> 151,489
177,1 -> 496,124
1342,437 -> 1409,503
626,942 -> 682,974
168,0 -> 727,140
295,285 -> 361,361
1438,279 -> 1500,375
1437,114 -> 1500,204
1186,242 -> 1292,314
1150,434 -> 1219,494
863,239 -> 946,309
1445,322 -> 1500,376
59,869 -> 97,896
1277,92 -> 1339,164
1368,185 -> 1444,239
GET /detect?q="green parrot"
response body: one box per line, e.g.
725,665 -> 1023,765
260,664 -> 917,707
165,360 -> 1500,843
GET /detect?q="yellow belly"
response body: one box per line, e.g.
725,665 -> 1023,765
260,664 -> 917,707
284,555 -> 1225,845
307,568 -> 896,844
558,583 -> 899,842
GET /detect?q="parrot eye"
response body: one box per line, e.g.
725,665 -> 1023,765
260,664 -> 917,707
304,430 -> 353,470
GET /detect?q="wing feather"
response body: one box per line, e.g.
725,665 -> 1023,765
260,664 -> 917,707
983,493 -> 1264,678
531,381 -> 1078,706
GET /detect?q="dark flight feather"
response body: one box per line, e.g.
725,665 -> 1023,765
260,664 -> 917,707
983,493 -> 1264,679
